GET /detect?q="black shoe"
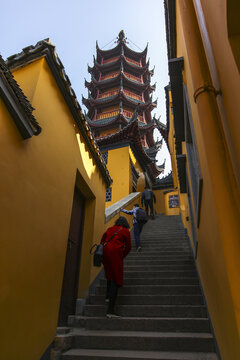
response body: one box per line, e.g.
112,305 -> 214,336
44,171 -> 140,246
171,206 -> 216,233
136,246 -> 142,253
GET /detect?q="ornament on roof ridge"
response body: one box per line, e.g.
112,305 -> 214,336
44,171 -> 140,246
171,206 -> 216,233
117,30 -> 126,43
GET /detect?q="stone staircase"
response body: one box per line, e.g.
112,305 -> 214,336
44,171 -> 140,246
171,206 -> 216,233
58,215 -> 218,359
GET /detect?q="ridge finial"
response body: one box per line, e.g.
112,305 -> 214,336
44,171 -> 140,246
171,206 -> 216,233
117,30 -> 126,43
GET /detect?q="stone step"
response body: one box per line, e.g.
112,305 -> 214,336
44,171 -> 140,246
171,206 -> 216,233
96,285 -> 202,295
83,305 -> 207,318
130,245 -> 190,250
126,255 -> 193,260
70,329 -> 215,352
127,251 -> 192,256
140,238 -> 188,241
126,255 -> 192,260
124,265 -> 196,271
89,294 -> 204,305
129,245 -> 190,248
72,316 -> 211,332
112,278 -> 200,286
125,260 -> 194,266
59,215 -> 217,359
124,270 -> 197,278
61,348 -> 218,359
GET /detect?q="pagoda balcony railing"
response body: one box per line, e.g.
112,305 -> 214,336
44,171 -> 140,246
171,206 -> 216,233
101,71 -> 119,81
98,90 -> 118,99
125,56 -> 141,67
96,110 -> 119,120
95,109 -> 144,122
102,56 -> 119,64
123,110 -> 143,122
124,72 -> 142,83
123,90 -> 142,102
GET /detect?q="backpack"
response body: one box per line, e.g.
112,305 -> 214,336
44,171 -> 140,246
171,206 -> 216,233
144,189 -> 153,201
136,208 -> 148,224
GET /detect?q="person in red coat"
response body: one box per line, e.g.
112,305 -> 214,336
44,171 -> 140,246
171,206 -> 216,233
101,216 -> 131,318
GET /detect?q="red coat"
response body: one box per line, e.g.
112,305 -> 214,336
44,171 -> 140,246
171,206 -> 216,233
101,225 -> 131,286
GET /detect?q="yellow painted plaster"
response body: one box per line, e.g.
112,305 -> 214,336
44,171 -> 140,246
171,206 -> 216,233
0,58 -> 108,360
105,146 -> 130,207
153,189 -> 166,214
173,1 -> 240,358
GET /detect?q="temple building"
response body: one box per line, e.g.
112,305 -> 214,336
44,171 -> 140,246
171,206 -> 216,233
163,1 -> 240,359
82,31 -> 165,205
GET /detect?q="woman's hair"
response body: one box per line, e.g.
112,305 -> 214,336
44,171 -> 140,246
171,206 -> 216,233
115,216 -> 130,229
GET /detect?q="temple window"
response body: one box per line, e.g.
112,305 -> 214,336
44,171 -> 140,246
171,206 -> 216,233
101,151 -> 108,164
106,187 -> 112,202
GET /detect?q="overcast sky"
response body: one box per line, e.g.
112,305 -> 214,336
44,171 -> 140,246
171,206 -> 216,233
1,0 -> 171,177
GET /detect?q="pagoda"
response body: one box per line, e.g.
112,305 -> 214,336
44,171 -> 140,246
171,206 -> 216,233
82,31 -> 165,205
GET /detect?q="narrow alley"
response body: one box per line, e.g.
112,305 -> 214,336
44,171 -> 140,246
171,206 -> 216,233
56,215 -> 218,359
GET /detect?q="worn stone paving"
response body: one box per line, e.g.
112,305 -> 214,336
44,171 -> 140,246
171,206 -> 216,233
56,214 -> 218,360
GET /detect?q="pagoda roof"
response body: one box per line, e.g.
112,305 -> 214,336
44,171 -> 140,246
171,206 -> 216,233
153,113 -> 169,149
0,54 -> 41,139
86,113 -> 128,129
6,39 -> 112,187
88,55 -> 151,76
96,40 -> 121,59
138,120 -> 156,132
144,138 -> 163,158
96,38 -> 148,62
152,171 -> 173,189
145,139 -> 163,154
96,119 -> 163,179
85,72 -> 155,93
149,160 -> 165,178
122,42 -> 148,62
82,91 -> 156,112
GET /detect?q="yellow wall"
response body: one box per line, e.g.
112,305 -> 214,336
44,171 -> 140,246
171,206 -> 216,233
105,146 -> 131,207
153,189 -> 166,214
170,1 -> 240,358
129,148 -> 145,193
105,147 -> 146,208
0,58 -> 108,360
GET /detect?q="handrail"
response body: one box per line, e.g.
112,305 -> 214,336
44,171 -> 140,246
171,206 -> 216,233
105,192 -> 141,223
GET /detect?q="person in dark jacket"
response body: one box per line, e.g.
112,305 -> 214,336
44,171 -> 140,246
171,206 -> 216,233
101,216 -> 131,318
141,186 -> 156,219
121,204 -> 143,252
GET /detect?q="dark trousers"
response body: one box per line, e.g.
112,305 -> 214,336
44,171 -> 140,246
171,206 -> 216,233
144,199 -> 154,216
133,222 -> 143,247
106,280 -> 119,314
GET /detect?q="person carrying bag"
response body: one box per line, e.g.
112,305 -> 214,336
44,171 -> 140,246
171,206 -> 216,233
90,226 -> 123,267
91,216 -> 131,318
